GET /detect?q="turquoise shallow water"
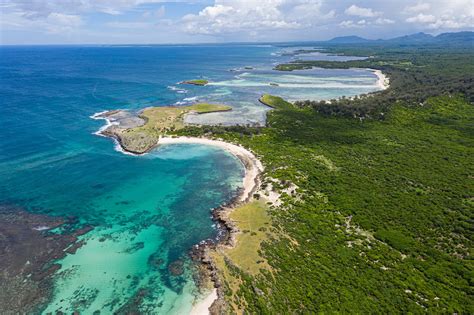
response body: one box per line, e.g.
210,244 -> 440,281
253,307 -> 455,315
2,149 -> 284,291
39,144 -> 244,313
0,44 -> 382,313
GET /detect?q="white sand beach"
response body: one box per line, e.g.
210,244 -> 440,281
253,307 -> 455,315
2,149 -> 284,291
190,289 -> 218,315
373,69 -> 390,90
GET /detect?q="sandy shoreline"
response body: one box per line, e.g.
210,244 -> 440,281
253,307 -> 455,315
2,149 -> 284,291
373,69 -> 390,90
190,289 -> 218,315
157,137 -> 263,314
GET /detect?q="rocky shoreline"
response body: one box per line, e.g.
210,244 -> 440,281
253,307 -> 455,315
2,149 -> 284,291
91,110 -> 150,155
189,156 -> 263,314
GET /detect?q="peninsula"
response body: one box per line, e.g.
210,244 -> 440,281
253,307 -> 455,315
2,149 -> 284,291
94,103 -> 231,154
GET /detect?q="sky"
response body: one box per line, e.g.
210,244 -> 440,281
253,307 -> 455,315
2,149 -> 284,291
1,0 -> 473,44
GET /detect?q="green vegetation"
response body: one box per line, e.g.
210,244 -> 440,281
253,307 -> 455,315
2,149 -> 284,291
175,44 -> 474,313
110,103 -> 230,153
215,200 -> 272,280
138,102 -> 230,132
225,200 -> 273,275
188,103 -> 231,113
182,79 -> 209,86
276,46 -> 474,119
182,95 -> 473,314
259,94 -> 293,110
211,200 -> 274,314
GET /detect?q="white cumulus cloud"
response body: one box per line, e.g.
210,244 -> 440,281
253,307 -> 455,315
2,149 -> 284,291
1,0 -> 473,44
344,4 -> 381,18
427,14 -> 474,29
406,13 -> 436,23
375,18 -> 394,25
1,0 -> 175,17
403,2 -> 431,14
339,20 -> 364,28
404,0 -> 474,30
181,0 -> 335,36
1,11 -> 83,33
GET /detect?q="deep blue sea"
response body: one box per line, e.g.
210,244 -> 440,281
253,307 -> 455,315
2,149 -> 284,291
0,44 -> 381,313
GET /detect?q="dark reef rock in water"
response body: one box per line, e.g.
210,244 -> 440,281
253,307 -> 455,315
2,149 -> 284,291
148,253 -> 165,269
123,241 -> 145,254
168,260 -> 185,276
114,288 -> 151,314
0,205 -> 94,314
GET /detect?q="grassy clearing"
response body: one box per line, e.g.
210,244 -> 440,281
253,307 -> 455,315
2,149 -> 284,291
134,103 -> 230,132
211,199 -> 274,314
137,103 -> 231,132
225,200 -> 273,274
189,103 -> 232,113
209,252 -> 244,313
259,94 -> 293,110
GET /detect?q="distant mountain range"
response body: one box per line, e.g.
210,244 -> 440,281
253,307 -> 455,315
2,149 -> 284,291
326,31 -> 474,45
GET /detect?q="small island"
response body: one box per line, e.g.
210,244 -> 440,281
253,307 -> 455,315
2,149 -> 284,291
95,103 -> 231,154
181,79 -> 209,86
258,94 -> 293,109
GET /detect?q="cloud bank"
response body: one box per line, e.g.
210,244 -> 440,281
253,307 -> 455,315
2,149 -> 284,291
0,0 -> 472,44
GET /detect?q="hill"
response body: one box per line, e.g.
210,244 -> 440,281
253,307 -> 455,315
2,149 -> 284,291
327,35 -> 371,44
325,31 -> 473,46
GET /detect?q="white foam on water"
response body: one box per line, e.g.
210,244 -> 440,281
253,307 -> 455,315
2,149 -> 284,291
90,111 -> 121,135
174,96 -> 200,106
33,226 -> 50,231
90,111 -> 142,156
210,68 -> 380,91
210,80 -> 375,89
167,85 -> 188,94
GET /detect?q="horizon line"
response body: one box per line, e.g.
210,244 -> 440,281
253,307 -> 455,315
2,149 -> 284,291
1,30 -> 471,47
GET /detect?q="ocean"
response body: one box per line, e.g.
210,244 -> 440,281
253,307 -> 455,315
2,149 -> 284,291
0,44 -> 381,313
